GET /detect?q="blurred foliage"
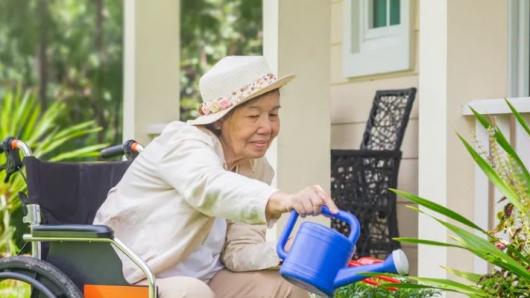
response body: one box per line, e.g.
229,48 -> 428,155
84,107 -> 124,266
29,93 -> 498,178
180,0 -> 263,121
0,0 -> 263,134
0,0 -> 123,146
0,88 -> 106,256
0,279 -> 30,298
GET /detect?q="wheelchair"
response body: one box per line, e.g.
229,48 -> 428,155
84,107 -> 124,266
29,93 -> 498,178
0,137 -> 156,298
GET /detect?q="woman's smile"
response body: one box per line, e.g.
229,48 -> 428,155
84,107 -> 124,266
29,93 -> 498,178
249,139 -> 269,150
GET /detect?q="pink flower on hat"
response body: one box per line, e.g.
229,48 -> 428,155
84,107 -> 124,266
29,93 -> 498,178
218,97 -> 233,109
200,105 -> 209,115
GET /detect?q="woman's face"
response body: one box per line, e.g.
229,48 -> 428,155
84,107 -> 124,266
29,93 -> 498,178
219,90 -> 280,163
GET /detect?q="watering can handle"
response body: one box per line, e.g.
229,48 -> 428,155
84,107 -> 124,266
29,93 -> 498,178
276,206 -> 361,260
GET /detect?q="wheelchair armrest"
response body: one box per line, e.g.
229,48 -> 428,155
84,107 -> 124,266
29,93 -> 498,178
32,224 -> 114,239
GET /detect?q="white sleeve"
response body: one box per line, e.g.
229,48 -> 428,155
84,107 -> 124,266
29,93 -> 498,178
158,136 -> 277,224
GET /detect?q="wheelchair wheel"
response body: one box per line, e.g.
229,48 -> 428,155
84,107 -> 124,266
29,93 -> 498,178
0,255 -> 82,298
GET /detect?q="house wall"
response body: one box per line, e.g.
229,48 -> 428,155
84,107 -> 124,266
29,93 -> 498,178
330,0 -> 420,274
418,0 -> 508,287
445,0 -> 508,275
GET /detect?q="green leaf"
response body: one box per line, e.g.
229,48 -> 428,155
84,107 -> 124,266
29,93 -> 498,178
10,90 -> 32,136
394,237 -> 465,249
469,107 -> 493,129
53,121 -> 98,139
458,135 -> 526,213
391,189 -> 488,234
37,124 -> 102,156
49,144 -> 109,161
27,102 -> 63,144
506,98 -> 530,136
470,107 -> 530,190
0,92 -> 13,136
433,217 -> 530,280
443,267 -> 482,283
377,275 -> 488,296
506,245 -> 530,267
21,104 -> 41,141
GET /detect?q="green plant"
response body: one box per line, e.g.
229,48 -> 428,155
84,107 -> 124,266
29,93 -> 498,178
0,87 -> 107,257
333,278 -> 440,298
0,280 -> 30,297
391,99 -> 530,297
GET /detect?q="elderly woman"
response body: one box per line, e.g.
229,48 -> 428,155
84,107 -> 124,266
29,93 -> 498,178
94,56 -> 338,298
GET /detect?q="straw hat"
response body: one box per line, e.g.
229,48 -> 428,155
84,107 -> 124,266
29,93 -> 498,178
187,56 -> 295,125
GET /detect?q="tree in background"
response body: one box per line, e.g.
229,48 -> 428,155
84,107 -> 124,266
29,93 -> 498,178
0,0 -> 263,138
0,0 -> 123,146
180,0 -> 263,121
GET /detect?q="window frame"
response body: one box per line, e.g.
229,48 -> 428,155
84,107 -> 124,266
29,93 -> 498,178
508,0 -> 529,96
342,0 -> 412,78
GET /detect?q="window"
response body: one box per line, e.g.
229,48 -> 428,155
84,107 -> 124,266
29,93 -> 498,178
372,0 -> 400,28
508,0 -> 529,96
342,0 -> 411,77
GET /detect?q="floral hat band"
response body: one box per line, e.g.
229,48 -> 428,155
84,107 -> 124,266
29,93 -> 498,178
187,56 -> 295,126
198,73 -> 277,116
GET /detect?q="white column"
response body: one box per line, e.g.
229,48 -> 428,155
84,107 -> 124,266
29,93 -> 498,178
419,0 -> 509,285
123,0 -> 180,143
263,0 -> 331,239
418,0 -> 449,280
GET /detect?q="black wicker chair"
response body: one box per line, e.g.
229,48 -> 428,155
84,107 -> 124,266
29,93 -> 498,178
331,88 -> 416,259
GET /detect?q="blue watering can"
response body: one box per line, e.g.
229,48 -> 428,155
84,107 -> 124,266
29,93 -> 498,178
276,206 -> 409,297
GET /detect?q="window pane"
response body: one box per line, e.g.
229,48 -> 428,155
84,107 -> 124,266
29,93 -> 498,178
390,0 -> 400,25
373,0 -> 387,28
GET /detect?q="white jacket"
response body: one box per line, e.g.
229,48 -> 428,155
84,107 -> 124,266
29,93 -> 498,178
94,121 -> 279,283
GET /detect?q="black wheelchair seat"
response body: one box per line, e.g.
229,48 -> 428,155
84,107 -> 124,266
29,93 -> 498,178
24,156 -> 132,225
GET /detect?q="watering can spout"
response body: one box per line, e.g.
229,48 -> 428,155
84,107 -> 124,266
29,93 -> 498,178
333,249 -> 409,288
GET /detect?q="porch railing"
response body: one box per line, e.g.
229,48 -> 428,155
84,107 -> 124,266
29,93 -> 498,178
463,97 -> 530,273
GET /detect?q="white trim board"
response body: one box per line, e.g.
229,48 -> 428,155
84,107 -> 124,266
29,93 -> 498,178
463,97 -> 530,115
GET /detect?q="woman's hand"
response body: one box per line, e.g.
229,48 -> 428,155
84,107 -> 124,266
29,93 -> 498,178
266,185 -> 339,221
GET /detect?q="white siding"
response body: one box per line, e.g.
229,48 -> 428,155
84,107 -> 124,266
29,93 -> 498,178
330,0 -> 419,275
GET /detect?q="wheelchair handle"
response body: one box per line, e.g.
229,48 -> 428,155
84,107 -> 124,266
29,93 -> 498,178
0,137 -> 32,183
100,139 -> 143,159
100,145 -> 126,158
1,137 -> 32,156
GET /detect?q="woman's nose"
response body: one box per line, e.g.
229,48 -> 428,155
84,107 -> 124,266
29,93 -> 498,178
257,117 -> 272,134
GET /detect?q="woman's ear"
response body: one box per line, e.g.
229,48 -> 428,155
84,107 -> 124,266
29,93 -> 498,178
213,121 -> 222,131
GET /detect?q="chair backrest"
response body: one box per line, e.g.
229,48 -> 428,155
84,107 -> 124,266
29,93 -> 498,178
360,88 -> 416,151
24,157 -> 132,225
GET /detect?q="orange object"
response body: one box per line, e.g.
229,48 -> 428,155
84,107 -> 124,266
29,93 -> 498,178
84,284 -> 149,298
10,139 -> 18,150
348,257 -> 400,291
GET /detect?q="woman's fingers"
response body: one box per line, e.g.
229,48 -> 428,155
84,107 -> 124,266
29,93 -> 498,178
287,185 -> 340,217
313,185 -> 339,214
299,196 -> 313,217
309,193 -> 321,215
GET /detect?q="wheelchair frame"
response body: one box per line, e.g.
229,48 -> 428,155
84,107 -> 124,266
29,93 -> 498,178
1,138 -> 157,298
